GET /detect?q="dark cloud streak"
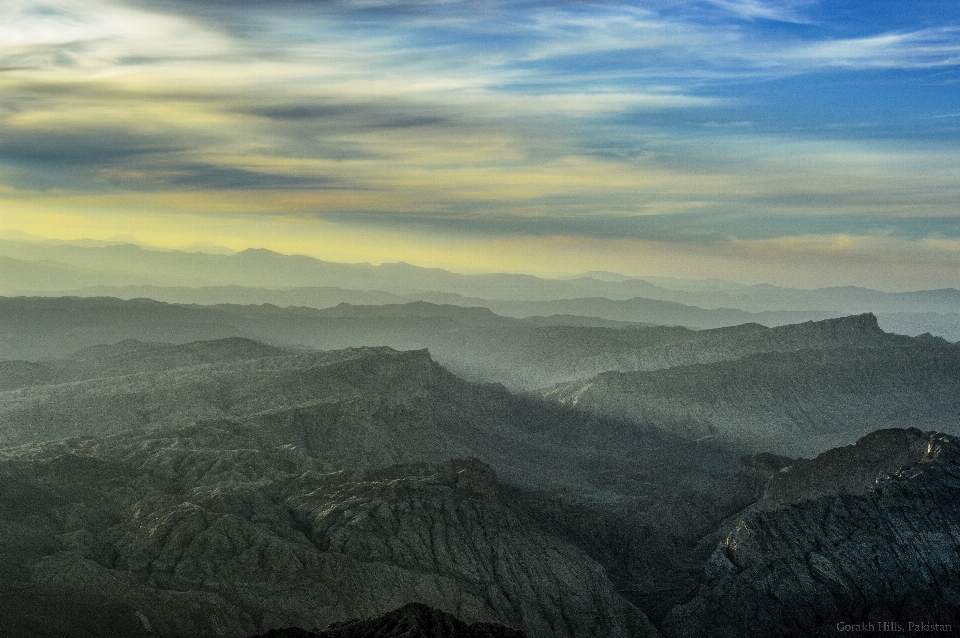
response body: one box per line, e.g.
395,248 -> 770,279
150,162 -> 344,190
0,127 -> 183,165
312,207 -> 960,243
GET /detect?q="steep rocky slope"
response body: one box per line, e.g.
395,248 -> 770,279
663,428 -> 960,637
0,346 -> 741,499
2,334 -> 957,636
461,313 -> 901,389
0,436 -> 659,637
542,333 -> 960,456
0,344 -> 448,446
249,602 -> 526,637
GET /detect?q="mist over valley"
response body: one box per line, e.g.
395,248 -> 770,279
1,252 -> 959,636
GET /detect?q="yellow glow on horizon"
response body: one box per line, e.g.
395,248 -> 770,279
6,204 -> 960,291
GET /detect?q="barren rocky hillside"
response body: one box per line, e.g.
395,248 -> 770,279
663,428 -> 960,637
1,312 -> 958,636
542,332 -> 960,456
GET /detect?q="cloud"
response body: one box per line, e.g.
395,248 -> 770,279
0,126 -> 180,165
2,0 -> 960,290
702,0 -> 815,23
242,102 -> 454,129
783,28 -> 960,69
134,162 -> 344,190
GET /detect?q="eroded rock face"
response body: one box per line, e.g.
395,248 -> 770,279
0,425 -> 660,638
758,427 -> 934,508
541,340 -> 960,457
249,600 -> 526,637
662,429 -> 960,638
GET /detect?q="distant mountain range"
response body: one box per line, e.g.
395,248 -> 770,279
0,297 -> 948,390
4,239 -> 960,339
2,238 -> 957,310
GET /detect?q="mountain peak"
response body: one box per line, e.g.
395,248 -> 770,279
248,603 -> 526,637
761,427 -> 945,507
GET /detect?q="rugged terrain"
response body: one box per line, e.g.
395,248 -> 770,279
2,300 -> 958,636
0,344 -> 765,636
249,602 -> 527,637
0,426 -> 663,637
663,428 -> 960,637
2,297 -> 947,392
542,319 -> 960,456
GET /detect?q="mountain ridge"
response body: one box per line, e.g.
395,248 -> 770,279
663,428 -> 960,637
3,240 -> 960,315
542,331 -> 960,456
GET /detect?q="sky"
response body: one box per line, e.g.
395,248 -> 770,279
2,0 -> 959,289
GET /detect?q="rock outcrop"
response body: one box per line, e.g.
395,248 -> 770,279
249,602 -> 526,637
662,429 -> 960,637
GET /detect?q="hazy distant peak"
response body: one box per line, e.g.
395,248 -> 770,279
176,242 -> 236,255
574,271 -> 637,282
378,260 -> 432,271
235,247 -> 285,258
317,301 -> 511,325
69,338 -> 166,360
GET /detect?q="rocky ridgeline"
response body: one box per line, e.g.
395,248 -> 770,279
580,313 -> 894,377
249,602 -> 526,637
444,313 -> 904,390
0,423 -> 659,638
542,335 -> 960,456
663,428 -> 960,637
0,344 -> 458,446
2,323 -> 959,637
2,313 -> 930,449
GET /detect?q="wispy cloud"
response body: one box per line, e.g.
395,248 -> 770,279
702,0 -> 815,23
784,28 -> 960,69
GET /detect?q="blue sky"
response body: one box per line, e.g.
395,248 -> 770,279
2,0 -> 959,288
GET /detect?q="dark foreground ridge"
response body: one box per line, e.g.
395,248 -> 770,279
251,603 -> 526,638
664,428 -> 960,637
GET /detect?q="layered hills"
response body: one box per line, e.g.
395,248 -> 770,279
8,308 -> 955,459
4,239 -> 960,314
542,318 -> 960,457
0,338 -> 774,636
2,351 -> 957,635
1,362 -> 690,638
6,304 -> 958,460
3,296 -> 952,391
0,344 -> 741,508
4,238 -> 960,339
